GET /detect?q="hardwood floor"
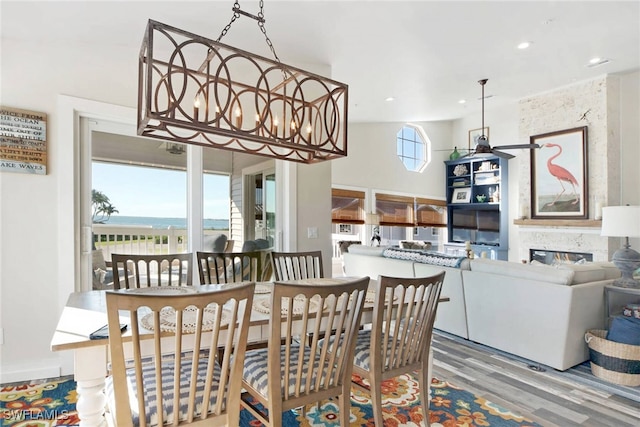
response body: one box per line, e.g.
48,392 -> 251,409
431,330 -> 640,427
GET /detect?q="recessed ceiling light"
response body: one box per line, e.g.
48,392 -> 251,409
517,41 -> 531,50
385,97 -> 395,102
458,99 -> 466,104
587,57 -> 611,68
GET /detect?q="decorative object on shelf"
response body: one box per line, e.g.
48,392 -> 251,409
479,161 -> 492,171
453,164 -> 468,176
465,79 -> 540,159
451,188 -> 471,203
530,126 -> 588,219
136,4 -> 348,164
601,205 -> 640,288
464,240 -> 473,258
476,194 -> 487,203
449,146 -> 461,160
491,186 -> 500,202
593,195 -> 604,220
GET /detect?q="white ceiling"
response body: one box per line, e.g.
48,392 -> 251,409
3,0 -> 639,123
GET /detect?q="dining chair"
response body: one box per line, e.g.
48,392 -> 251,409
111,253 -> 193,289
196,251 -> 262,284
271,250 -> 324,281
351,272 -> 445,427
104,282 -> 256,427
240,276 -> 369,427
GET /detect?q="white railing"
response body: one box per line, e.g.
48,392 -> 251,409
92,224 -> 222,260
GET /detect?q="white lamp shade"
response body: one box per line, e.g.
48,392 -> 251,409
601,206 -> 640,237
365,213 -> 380,225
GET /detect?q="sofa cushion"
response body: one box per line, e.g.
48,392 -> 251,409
470,258 -> 575,285
590,262 -> 621,280
347,245 -> 386,256
557,263 -> 605,284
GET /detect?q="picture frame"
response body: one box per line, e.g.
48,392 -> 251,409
451,188 -> 471,204
468,127 -> 489,151
338,223 -> 352,234
530,126 -> 588,219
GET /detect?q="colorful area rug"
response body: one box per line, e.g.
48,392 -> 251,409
1,374 -> 542,426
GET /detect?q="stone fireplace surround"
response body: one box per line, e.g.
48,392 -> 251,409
516,76 -> 620,264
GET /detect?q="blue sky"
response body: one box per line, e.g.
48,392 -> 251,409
92,163 -> 230,219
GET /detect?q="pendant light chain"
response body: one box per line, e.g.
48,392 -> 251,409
217,0 -> 281,64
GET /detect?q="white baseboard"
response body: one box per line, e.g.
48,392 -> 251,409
0,357 -> 71,384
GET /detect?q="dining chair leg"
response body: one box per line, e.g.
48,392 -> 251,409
339,392 -> 351,426
369,381 -> 385,426
419,363 -> 431,427
268,400 -> 283,427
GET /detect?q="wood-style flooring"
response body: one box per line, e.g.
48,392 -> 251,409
431,330 -> 640,427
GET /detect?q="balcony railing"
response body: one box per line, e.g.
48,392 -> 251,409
92,224 -> 221,260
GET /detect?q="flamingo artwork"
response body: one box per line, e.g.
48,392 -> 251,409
542,143 -> 579,206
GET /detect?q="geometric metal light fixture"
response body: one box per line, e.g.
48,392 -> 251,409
137,3 -> 349,164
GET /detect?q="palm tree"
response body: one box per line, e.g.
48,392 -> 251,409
92,189 -> 119,223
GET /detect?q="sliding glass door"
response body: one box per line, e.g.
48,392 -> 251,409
80,118 -> 232,291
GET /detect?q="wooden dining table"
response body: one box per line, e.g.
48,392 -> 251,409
50,277 -> 448,427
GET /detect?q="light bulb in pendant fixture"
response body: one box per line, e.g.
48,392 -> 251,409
235,107 -> 242,127
272,116 -> 279,135
193,97 -> 200,121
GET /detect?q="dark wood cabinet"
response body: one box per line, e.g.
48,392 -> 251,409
444,155 -> 508,260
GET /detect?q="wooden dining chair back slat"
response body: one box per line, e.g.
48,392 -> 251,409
271,251 -> 324,281
351,272 -> 445,427
240,276 -> 370,427
111,253 -> 193,289
105,282 -> 255,427
196,251 -> 262,285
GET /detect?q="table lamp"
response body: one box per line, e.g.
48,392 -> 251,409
601,205 -> 640,288
366,213 -> 381,246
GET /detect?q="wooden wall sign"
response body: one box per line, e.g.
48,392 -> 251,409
0,106 -> 47,175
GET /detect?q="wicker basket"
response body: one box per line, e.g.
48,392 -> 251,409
585,329 -> 640,386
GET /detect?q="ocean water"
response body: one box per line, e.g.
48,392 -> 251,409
101,215 -> 229,230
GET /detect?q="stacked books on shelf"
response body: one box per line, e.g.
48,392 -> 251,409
452,178 -> 469,187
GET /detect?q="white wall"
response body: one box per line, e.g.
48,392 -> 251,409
1,26 -> 141,381
332,121 -> 453,200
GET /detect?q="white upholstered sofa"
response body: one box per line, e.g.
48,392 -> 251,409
342,245 -> 620,371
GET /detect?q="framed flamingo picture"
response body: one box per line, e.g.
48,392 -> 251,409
530,126 -> 588,219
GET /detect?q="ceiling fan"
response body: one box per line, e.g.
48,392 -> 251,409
467,78 -> 539,160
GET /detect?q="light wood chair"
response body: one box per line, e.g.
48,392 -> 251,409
271,250 -> 324,281
351,272 -> 445,427
111,253 -> 193,289
196,251 -> 262,284
240,276 -> 370,427
105,282 -> 255,427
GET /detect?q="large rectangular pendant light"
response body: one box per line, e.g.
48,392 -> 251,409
137,19 -> 348,164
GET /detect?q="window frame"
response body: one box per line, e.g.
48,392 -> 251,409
396,124 -> 430,172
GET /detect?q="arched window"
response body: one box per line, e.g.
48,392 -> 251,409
396,124 -> 430,172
